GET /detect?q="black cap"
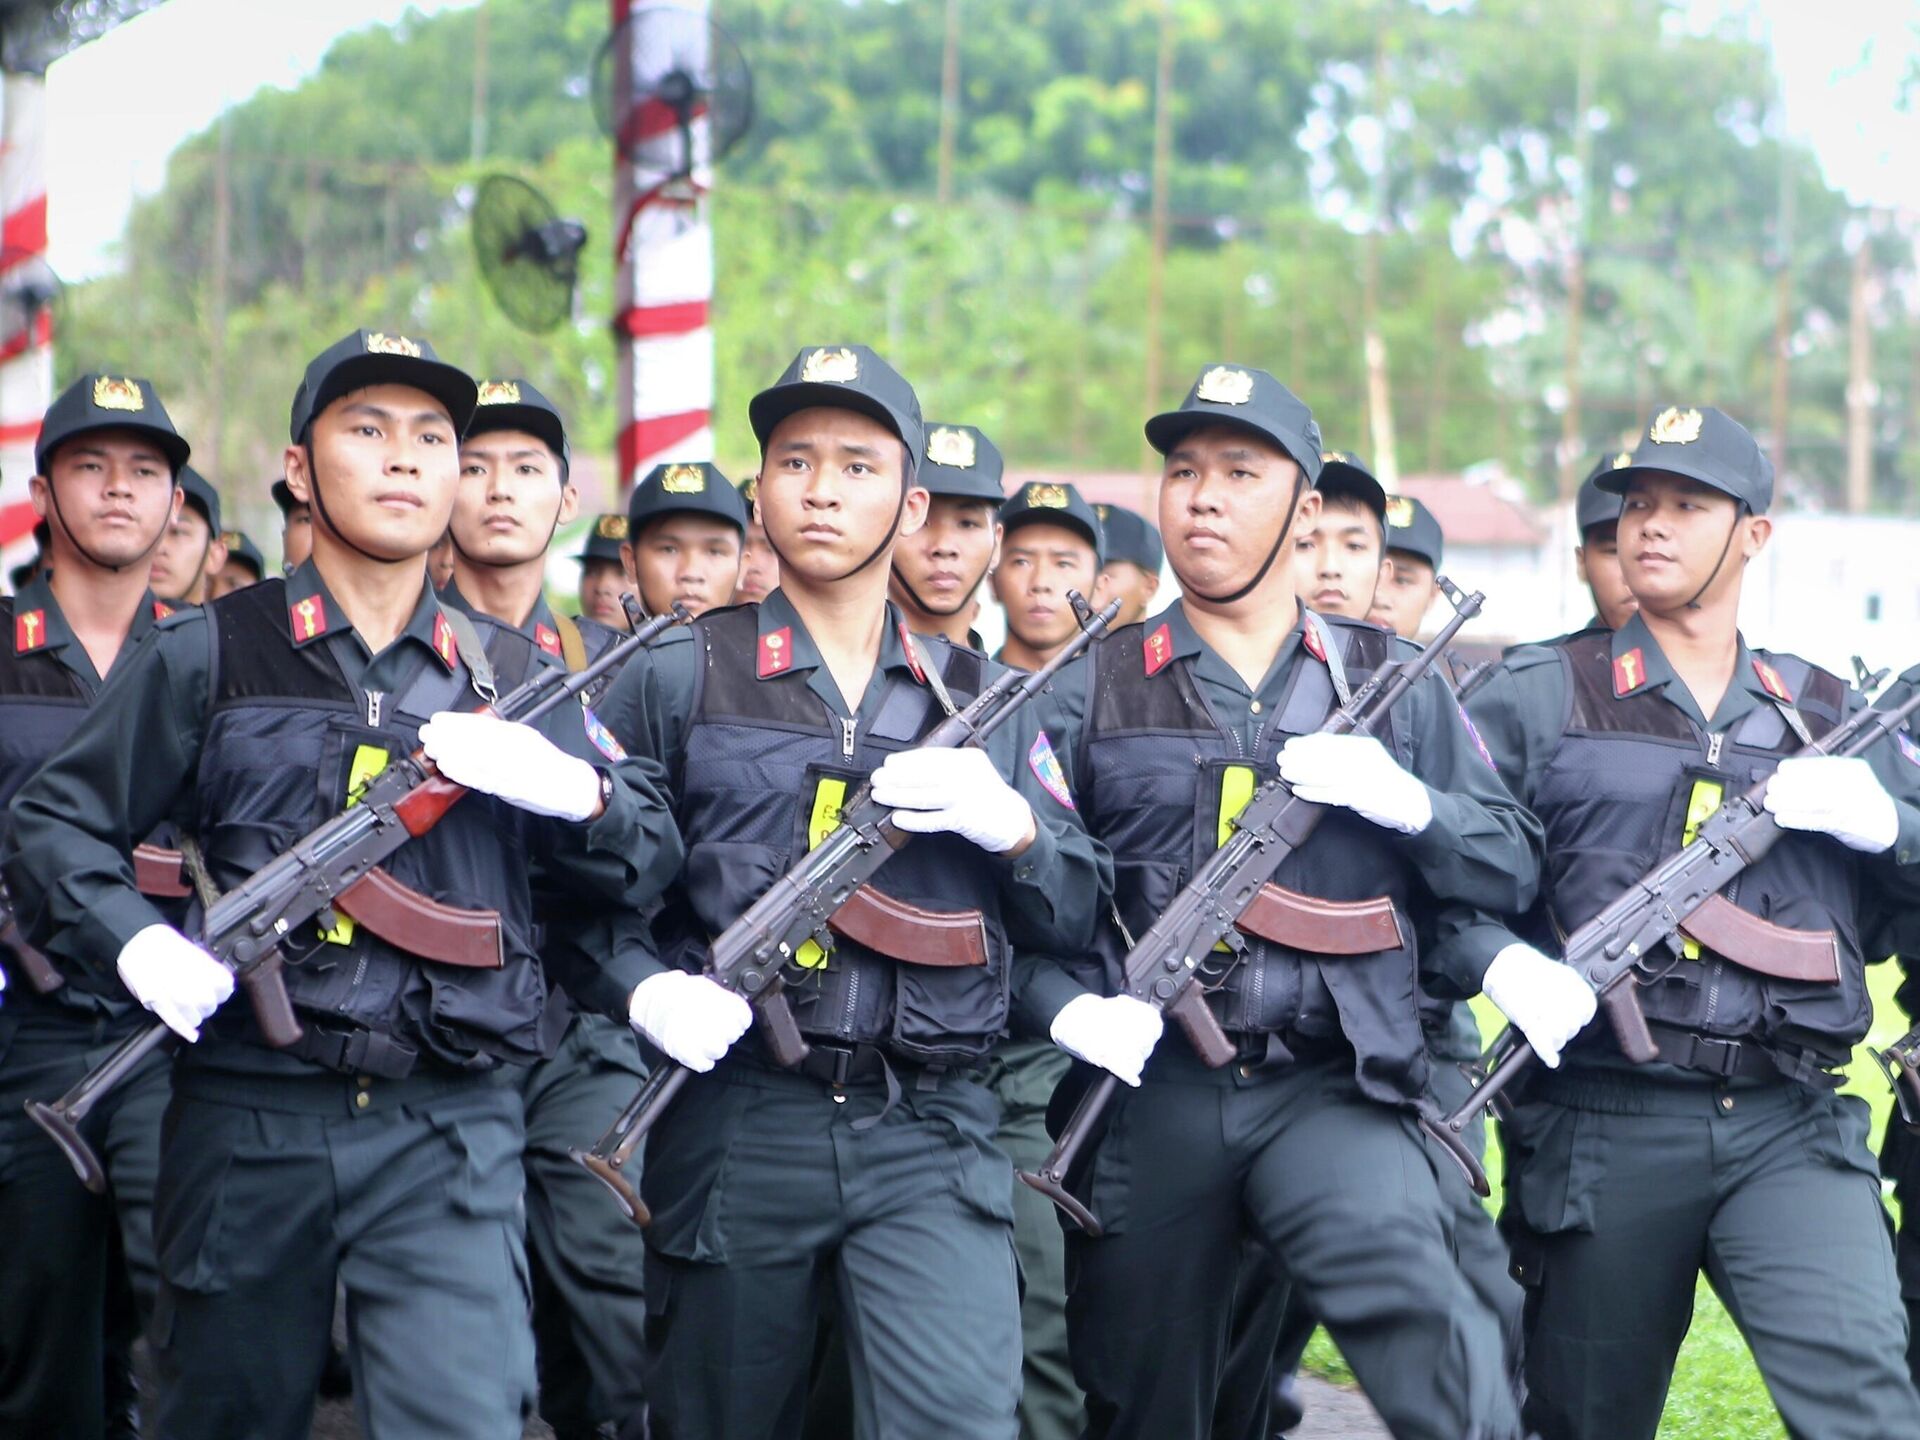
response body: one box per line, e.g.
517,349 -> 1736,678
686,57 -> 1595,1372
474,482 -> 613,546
628,460 -> 748,537
1577,451 -> 1631,533
748,346 -> 925,465
289,328 -> 478,443
177,466 -> 221,533
1599,406 -> 1773,514
577,513 -> 629,565
1314,450 -> 1387,526
1094,502 -> 1163,571
920,423 -> 1005,502
999,480 -> 1104,564
220,529 -> 264,579
9,558 -> 35,591
1383,494 -> 1444,569
465,377 -> 570,474
36,374 -> 190,477
1145,364 -> 1323,483
270,477 -> 303,516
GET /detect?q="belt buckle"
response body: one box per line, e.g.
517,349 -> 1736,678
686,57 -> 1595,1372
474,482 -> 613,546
1689,1034 -> 1743,1079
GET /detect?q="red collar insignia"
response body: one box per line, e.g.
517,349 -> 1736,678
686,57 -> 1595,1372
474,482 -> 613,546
431,612 -> 459,671
898,620 -> 927,685
758,625 -> 792,679
14,608 -> 47,654
1302,616 -> 1327,663
534,622 -> 561,658
1752,658 -> 1793,703
152,600 -> 174,621
1143,622 -> 1174,677
1612,647 -> 1646,697
288,595 -> 328,644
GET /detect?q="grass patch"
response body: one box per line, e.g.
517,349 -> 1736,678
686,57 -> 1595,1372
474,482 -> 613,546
1299,964 -> 1909,1439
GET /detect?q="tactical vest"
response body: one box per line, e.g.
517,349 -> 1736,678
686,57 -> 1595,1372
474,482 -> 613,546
655,606 -> 1013,1065
191,580 -> 547,1072
1536,630 -> 1864,1069
0,597 -> 182,1015
1081,614 -> 1426,1105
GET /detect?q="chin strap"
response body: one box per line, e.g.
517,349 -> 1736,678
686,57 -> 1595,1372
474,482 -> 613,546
762,464 -> 912,585
890,551 -> 992,620
45,473 -> 174,574
1681,502 -> 1747,612
1172,471 -> 1306,607
304,442 -> 414,568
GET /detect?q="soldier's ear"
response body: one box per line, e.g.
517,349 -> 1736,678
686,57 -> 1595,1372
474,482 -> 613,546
281,446 -> 313,505
1741,514 -> 1772,561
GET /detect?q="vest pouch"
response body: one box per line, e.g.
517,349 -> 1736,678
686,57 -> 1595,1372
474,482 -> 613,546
1194,757 -> 1303,1036
888,850 -> 1011,1065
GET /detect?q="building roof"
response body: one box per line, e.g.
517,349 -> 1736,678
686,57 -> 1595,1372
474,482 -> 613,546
1393,470 -> 1547,548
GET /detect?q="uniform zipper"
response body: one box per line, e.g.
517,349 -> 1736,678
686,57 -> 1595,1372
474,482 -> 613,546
1701,726 -> 1726,1028
840,716 -> 856,761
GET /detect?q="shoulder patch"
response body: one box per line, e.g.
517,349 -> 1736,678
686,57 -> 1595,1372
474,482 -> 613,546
1143,622 -> 1173,677
582,706 -> 627,762
1302,617 -> 1327,663
13,608 -> 47,654
898,620 -> 927,685
1459,704 -> 1497,770
1752,657 -> 1794,704
152,600 -> 174,620
289,595 -> 328,643
758,626 -> 792,679
1027,730 -> 1075,808
1612,647 -> 1647,697
431,612 -> 458,671
1898,730 -> 1920,770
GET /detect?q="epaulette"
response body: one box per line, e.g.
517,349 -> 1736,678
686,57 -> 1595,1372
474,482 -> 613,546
1504,640 -> 1564,673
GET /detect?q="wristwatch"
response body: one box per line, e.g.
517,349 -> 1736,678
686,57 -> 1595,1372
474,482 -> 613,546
597,768 -> 615,816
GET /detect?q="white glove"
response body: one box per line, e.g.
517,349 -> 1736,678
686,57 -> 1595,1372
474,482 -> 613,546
116,924 -> 235,1042
419,710 -> 602,822
627,970 -> 753,1073
1481,943 -> 1597,1070
870,746 -> 1036,854
1277,732 -> 1433,835
1763,755 -> 1899,855
1049,993 -> 1165,1087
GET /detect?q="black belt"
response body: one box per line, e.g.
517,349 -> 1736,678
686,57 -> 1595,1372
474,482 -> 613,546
280,1023 -> 419,1079
794,1041 -> 891,1087
1645,1023 -> 1785,1083
1232,1029 -> 1354,1073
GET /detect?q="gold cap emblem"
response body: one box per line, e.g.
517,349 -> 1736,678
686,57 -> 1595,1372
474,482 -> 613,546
92,376 -> 145,412
926,427 -> 977,469
1385,496 -> 1415,528
1611,450 -> 1633,469
1094,503 -> 1111,520
1026,483 -> 1070,510
660,463 -> 707,494
1195,366 -> 1254,406
596,514 -> 629,541
221,531 -> 242,547
1649,407 -> 1704,445
365,332 -> 422,358
800,347 -> 860,384
476,379 -> 521,405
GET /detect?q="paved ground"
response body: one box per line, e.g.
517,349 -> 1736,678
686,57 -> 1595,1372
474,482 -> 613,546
1289,1374 -> 1391,1438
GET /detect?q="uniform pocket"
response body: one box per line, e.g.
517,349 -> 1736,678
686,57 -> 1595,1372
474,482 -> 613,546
425,1092 -> 527,1220
1502,1097 -> 1607,1236
639,1077 -> 752,1262
152,1100 -> 247,1295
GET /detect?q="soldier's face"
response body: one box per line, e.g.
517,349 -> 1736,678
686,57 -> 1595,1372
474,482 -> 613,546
734,515 -> 779,604
579,558 -> 629,629
992,522 -> 1098,653
1370,551 -> 1437,639
1575,522 -> 1636,631
621,514 -> 742,619
285,384 -> 460,566
1619,472 -> 1769,614
1291,499 -> 1384,621
428,533 -> 456,589
453,428 -> 576,568
281,504 -> 313,571
33,432 -> 180,572
149,505 -> 225,603
758,408 -> 927,587
1159,426 -> 1316,606
206,559 -> 261,601
1097,559 -> 1161,628
891,497 -> 999,618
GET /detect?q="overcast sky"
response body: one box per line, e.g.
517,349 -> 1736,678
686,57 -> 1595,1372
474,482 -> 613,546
37,0 -> 1920,281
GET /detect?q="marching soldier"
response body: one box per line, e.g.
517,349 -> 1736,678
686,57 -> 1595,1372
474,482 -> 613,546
271,476 -> 312,574
148,464 -> 228,606
1574,455 -> 1635,633
1368,493 -> 1444,638
1458,406 -> 1920,1439
1289,449 -> 1389,622
1094,502 -> 1162,628
3,329 -> 682,1440
0,373 -> 191,1440
578,514 -> 635,631
596,345 -> 1124,1439
207,529 -> 265,601
1040,365 -> 1577,1440
888,422 -> 1002,650
990,479 -> 1104,672
732,474 -> 780,604
443,376 -> 658,1440
619,460 -> 749,621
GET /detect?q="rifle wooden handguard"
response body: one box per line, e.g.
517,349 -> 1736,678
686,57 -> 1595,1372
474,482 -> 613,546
334,866 -> 504,969
1235,884 -> 1402,955
132,844 -> 191,899
1676,894 -> 1840,984
827,886 -> 990,969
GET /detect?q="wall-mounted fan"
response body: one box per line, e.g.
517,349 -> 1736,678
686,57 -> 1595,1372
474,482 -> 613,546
472,175 -> 586,334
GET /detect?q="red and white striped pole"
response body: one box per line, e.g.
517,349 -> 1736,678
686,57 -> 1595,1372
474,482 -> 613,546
612,0 -> 714,504
0,69 -> 52,561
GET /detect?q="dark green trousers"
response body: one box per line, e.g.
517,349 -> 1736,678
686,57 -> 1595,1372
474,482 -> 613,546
518,1011 -> 652,1439
149,1066 -> 536,1440
1880,1115 -> 1920,1389
0,1017 -> 166,1440
641,1057 -> 1022,1440
1506,1067 -> 1919,1440
1062,1049 -> 1520,1440
987,1038 -> 1082,1440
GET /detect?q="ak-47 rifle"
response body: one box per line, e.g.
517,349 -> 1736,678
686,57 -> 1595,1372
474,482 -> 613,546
24,601 -> 690,1194
1442,683 -> 1920,1194
1855,656 -> 1891,698
1448,654 -> 1498,704
1018,578 -> 1486,1236
572,592 -> 1123,1226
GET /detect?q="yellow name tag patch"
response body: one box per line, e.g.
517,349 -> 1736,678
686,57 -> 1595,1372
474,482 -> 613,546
319,743 -> 392,946
795,775 -> 849,969
1679,776 -> 1725,960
